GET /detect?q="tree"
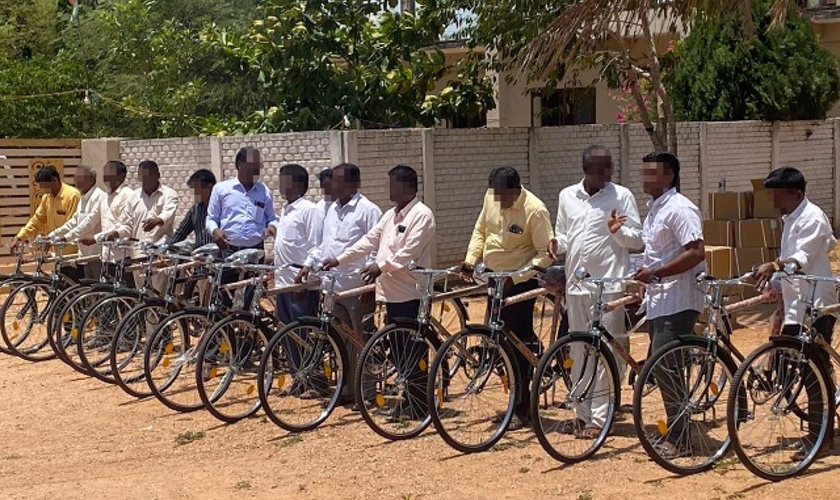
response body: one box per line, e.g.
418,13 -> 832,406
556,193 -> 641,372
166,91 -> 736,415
672,0 -> 840,122
520,0 -> 800,153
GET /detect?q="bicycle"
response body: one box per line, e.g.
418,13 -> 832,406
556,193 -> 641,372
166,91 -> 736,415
257,268 -> 376,432
49,238 -> 136,375
531,267 -> 642,463
424,263 -> 562,453
633,271 -> 769,474
110,240 -> 202,398
0,237 -> 93,361
354,263 -> 467,440
727,265 -> 840,481
143,242 -> 228,413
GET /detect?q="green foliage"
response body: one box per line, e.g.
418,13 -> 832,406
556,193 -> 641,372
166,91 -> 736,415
672,0 -> 840,121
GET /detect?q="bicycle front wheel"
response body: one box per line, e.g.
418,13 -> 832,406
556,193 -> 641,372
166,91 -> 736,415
111,301 -> 174,398
633,337 -> 737,475
258,320 -> 346,432
427,328 -> 516,453
77,293 -> 140,383
195,314 -> 271,423
531,333 -> 619,463
0,282 -> 55,361
56,289 -> 109,375
727,338 -> 833,481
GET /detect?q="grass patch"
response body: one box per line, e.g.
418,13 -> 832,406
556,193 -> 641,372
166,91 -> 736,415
577,491 -> 593,500
713,456 -> 740,474
274,435 -> 303,448
725,494 -> 745,500
518,466 -> 530,474
174,430 -> 206,447
651,480 -> 663,488
4,454 -> 22,460
490,441 -> 527,452
235,481 -> 251,490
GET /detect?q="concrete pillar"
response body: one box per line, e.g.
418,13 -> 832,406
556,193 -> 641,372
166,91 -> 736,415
833,118 -> 840,229
421,128 -> 437,266
81,138 -> 121,190
619,124 -> 630,188
699,122 -> 709,218
209,137 -> 223,182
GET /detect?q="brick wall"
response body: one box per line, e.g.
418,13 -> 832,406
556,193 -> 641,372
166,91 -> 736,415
432,128 -> 531,266
108,118 -> 839,267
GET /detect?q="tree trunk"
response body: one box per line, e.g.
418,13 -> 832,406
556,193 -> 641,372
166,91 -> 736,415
639,7 -> 677,155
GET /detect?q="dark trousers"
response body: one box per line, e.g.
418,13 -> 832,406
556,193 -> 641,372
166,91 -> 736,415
491,279 -> 540,418
781,316 -> 836,443
275,290 -> 322,394
220,243 -> 265,309
385,300 -> 426,416
648,310 -> 701,447
105,262 -> 135,288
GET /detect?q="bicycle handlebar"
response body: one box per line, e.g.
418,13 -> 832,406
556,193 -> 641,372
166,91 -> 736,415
695,271 -> 756,287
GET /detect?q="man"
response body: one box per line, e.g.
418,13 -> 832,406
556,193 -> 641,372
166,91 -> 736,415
323,165 -> 436,418
271,164 -> 323,324
123,161 -> 179,290
50,165 -> 107,280
170,169 -> 216,248
12,166 -> 80,253
462,166 -> 554,429
91,160 -> 135,283
206,146 -> 277,256
755,167 -> 837,460
634,151 -> 706,458
316,168 -> 334,218
298,163 -> 382,403
550,145 -> 643,438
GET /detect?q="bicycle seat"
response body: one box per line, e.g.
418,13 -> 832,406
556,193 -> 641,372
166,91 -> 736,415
225,248 -> 264,266
192,243 -> 220,259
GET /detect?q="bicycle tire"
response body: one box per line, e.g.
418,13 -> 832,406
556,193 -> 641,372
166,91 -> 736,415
426,327 -> 517,453
0,282 -> 55,361
531,332 -> 620,463
355,321 -> 441,441
633,336 -> 738,475
111,300 -> 175,399
46,283 -> 88,363
55,288 -> 110,375
258,318 -> 347,432
77,292 -> 141,383
0,278 -> 32,356
727,337 -> 834,481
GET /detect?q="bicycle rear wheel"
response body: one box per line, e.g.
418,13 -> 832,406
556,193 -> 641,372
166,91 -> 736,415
145,309 -> 217,413
46,283 -> 87,363
258,319 -> 346,432
56,289 -> 109,375
0,282 -> 55,361
427,328 -> 516,453
77,293 -> 140,383
531,333 -> 619,463
195,314 -> 272,423
0,278 -> 30,356
633,337 -> 737,475
727,338 -> 833,481
112,301 -> 174,398
356,323 -> 440,440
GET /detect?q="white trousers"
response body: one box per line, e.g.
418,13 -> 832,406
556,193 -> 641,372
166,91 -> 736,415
566,292 -> 629,428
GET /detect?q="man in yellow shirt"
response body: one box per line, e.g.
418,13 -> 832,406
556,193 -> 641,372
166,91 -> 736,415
12,166 -> 81,253
461,166 -> 554,429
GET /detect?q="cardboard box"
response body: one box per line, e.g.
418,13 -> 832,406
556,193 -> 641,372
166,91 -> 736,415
751,178 -> 779,218
733,247 -> 771,275
703,220 -> 735,247
709,192 -> 752,221
705,245 -> 736,278
735,219 -> 782,248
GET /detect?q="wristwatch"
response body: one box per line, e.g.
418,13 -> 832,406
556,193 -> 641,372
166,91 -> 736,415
650,269 -> 661,284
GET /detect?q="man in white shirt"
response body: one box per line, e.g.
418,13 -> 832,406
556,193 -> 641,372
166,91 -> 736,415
51,165 -> 107,280
298,163 -> 382,403
634,151 -> 706,458
755,167 -> 837,458
550,146 -> 643,437
123,160 -> 179,290
323,165 -> 436,417
272,164 -> 324,323
92,160 -> 136,284
316,168 -> 334,218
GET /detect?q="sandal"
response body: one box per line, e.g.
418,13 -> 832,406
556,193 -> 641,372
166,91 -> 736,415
575,426 -> 603,439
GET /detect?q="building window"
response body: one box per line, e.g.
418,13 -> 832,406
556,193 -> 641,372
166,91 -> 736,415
448,110 -> 487,129
539,87 -> 596,126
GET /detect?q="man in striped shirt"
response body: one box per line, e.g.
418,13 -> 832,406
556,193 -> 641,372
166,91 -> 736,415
170,169 -> 216,247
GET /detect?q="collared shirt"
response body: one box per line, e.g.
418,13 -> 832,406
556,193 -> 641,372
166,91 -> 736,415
305,192 -> 382,292
96,183 -> 135,262
338,197 -> 436,302
205,178 -> 277,248
271,197 -> 324,287
555,181 -> 643,295
124,184 -> 179,257
779,198 -> 837,325
51,186 -> 107,257
642,188 -> 706,320
170,201 -> 212,248
465,188 -> 554,284
316,199 -> 333,219
17,183 -> 81,241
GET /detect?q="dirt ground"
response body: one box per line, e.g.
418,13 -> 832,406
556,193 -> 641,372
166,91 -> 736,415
5,298 -> 840,500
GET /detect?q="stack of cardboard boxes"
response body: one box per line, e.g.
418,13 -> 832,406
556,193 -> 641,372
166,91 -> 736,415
704,180 -> 781,279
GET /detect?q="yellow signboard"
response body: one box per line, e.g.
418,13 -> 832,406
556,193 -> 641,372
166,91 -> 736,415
29,159 -> 65,215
